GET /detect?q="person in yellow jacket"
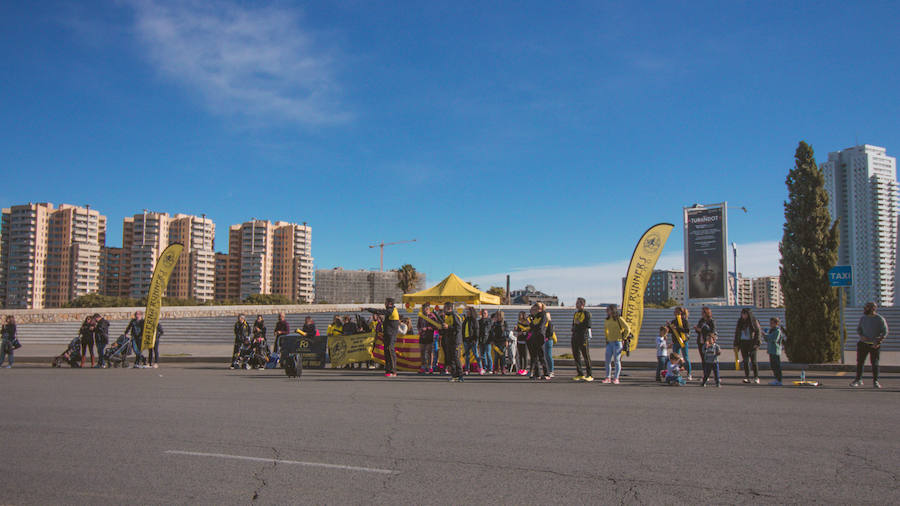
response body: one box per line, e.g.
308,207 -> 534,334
326,316 -> 343,337
602,304 -> 631,384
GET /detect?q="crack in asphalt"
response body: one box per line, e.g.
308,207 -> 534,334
250,447 -> 279,502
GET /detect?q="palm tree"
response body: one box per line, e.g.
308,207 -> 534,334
396,264 -> 421,293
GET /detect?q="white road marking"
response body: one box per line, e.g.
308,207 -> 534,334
165,450 -> 398,475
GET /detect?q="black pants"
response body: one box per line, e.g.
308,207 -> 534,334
383,332 -> 396,374
232,339 -> 242,366
739,341 -> 758,379
96,342 -> 107,366
702,361 -> 720,384
527,338 -> 548,377
572,333 -> 592,377
855,342 -> 880,381
442,336 -> 461,378
516,342 -> 528,370
80,336 -> 94,364
696,340 -> 706,369
148,338 -> 160,366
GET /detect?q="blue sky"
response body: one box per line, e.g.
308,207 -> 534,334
2,1 -> 898,303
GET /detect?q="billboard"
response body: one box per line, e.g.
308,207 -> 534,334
684,205 -> 728,301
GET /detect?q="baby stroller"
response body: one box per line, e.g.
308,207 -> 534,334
105,334 -> 132,368
52,337 -> 82,368
502,333 -> 518,374
248,337 -> 270,370
234,337 -> 253,370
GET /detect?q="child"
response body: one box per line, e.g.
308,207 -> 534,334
665,353 -> 686,386
656,326 -> 668,382
701,333 -> 722,387
765,317 -> 786,386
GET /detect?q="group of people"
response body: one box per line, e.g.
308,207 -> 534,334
61,311 -> 162,369
230,312 -> 317,370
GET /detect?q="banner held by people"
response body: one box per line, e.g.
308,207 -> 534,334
141,243 -> 183,351
328,332 -> 375,368
621,223 -> 674,352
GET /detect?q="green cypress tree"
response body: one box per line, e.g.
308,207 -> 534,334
779,141 -> 842,363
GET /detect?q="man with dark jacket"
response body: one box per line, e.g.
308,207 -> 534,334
571,297 -> 593,381
92,313 -> 110,368
124,311 -> 146,368
232,314 -> 251,369
365,298 -> 400,377
478,309 -> 493,374
441,302 -> 463,382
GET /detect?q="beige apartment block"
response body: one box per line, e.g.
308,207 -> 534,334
100,246 -> 125,297
753,276 -> 785,308
1,203 -> 106,309
128,211 -> 170,299
212,219 -> 313,303
167,214 -> 216,301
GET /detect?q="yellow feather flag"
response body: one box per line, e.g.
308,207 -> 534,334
621,223 -> 675,352
141,243 -> 183,351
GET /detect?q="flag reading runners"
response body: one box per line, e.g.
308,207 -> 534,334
621,223 -> 674,353
141,243 -> 183,352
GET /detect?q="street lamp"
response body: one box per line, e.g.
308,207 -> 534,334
732,242 -> 738,306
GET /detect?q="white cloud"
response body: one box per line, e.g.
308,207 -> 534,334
127,0 -> 348,125
465,240 -> 781,306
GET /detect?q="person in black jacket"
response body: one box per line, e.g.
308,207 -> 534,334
478,309 -> 493,374
92,313 -> 110,368
146,322 -> 164,368
273,313 -> 289,355
441,302 -> 463,382
124,311 -> 146,368
0,315 -> 17,368
489,311 -> 509,374
231,314 -> 251,369
78,315 -> 95,368
694,306 -> 717,371
734,308 -> 762,384
461,307 -> 480,374
365,298 -> 400,377
571,297 -> 593,381
528,304 -> 550,380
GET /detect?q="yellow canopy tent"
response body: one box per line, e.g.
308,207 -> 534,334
401,273 -> 501,305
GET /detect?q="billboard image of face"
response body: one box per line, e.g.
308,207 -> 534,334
685,207 -> 726,300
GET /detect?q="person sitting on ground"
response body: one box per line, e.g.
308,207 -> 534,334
665,353 -> 686,386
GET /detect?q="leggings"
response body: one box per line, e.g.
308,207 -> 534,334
739,341 -> 758,379
442,337 -> 461,378
527,338 -> 548,377
516,342 -> 528,370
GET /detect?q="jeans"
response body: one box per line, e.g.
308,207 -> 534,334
96,342 -> 107,366
432,339 -> 440,369
462,340 -> 480,371
769,353 -> 782,382
133,338 -> 145,366
739,341 -> 758,379
656,356 -> 666,380
572,334 -> 592,377
419,340 -> 434,370
479,342 -> 493,372
543,339 -> 554,373
0,340 -> 13,366
702,361 -> 720,384
148,339 -> 160,366
605,340 -> 623,380
672,339 -> 691,376
855,341 -> 880,381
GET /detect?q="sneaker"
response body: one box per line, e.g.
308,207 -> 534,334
583,376 -> 594,382
612,378 -> 620,385
742,378 -> 750,384
542,376 -> 551,381
152,364 -> 159,369
753,377 -> 760,384
573,376 -> 584,382
133,364 -> 139,369
769,380 -> 780,386
229,365 -> 235,370
688,375 -> 693,381
873,381 -> 882,389
850,379 -> 863,387
716,382 -> 721,388
390,373 -> 398,377
701,382 -> 707,387
385,373 -> 392,378
549,372 -> 555,378
602,377 -> 612,384
479,370 -> 485,376
449,377 -> 458,382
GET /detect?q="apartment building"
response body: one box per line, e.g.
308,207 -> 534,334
0,203 -> 105,309
753,276 -> 784,308
167,214 -> 216,301
128,211 -> 170,299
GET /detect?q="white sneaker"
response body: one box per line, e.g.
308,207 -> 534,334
549,372 -> 555,378
753,377 -> 760,384
850,379 -> 863,387
687,375 -> 693,381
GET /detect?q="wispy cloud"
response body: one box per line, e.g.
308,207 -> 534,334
126,0 -> 348,125
466,241 -> 781,306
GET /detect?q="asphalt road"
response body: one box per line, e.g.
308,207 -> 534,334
1,365 -> 898,505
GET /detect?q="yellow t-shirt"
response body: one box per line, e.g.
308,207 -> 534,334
604,317 -> 631,343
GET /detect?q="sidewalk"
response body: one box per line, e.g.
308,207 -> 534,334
10,344 -> 900,372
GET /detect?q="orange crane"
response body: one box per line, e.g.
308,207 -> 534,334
369,239 -> 416,271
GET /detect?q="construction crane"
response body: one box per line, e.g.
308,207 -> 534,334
369,239 -> 416,271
